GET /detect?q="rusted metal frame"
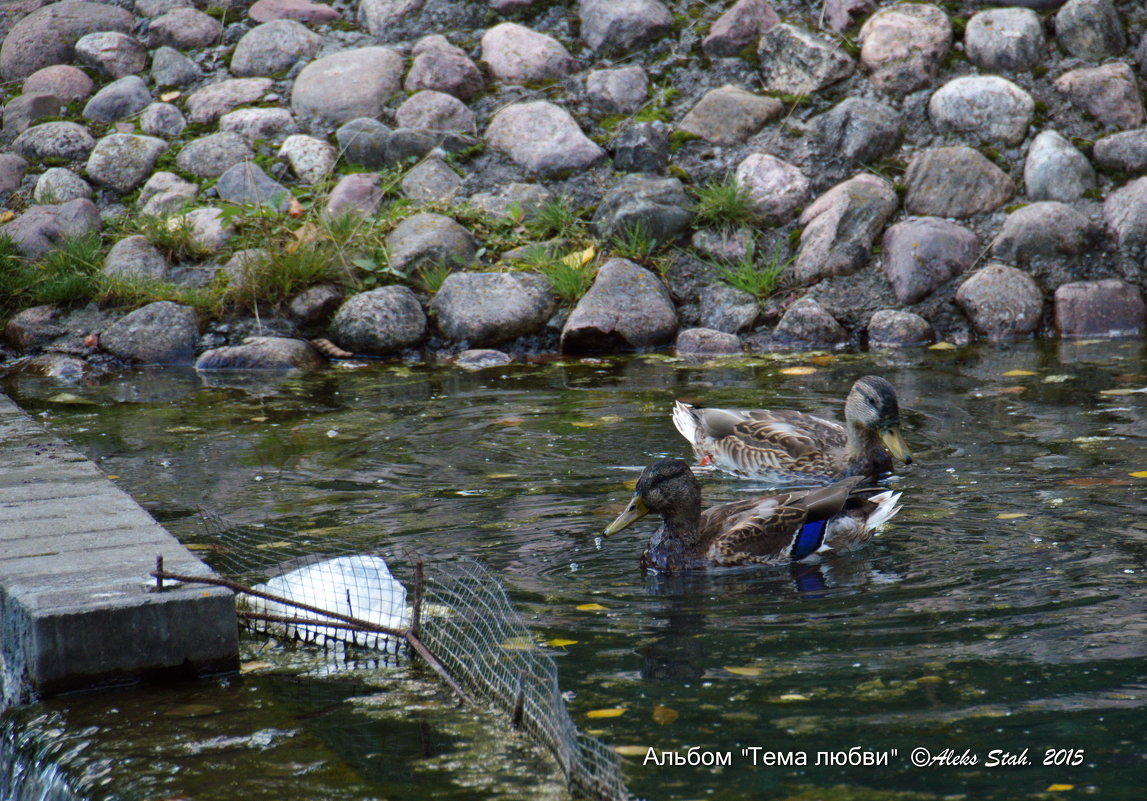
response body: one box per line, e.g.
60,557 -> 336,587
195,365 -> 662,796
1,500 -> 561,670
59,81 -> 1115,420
151,560 -> 407,638
152,555 -> 472,705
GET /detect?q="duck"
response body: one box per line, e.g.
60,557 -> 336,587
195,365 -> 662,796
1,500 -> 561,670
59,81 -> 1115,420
604,459 -> 902,573
672,375 -> 912,485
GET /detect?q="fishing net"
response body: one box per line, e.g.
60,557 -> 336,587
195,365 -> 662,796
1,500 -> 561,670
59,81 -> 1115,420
157,511 -> 629,801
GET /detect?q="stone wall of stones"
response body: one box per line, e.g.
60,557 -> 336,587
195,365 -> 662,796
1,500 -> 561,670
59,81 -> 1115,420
1,0 -> 1146,373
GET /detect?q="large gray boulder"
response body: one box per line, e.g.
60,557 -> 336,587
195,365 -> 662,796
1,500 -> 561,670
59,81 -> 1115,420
955,263 -> 1043,341
387,213 -> 475,275
793,174 -> 898,284
13,121 -> 96,162
676,85 -> 782,146
578,0 -> 671,54
561,258 -> 677,353
858,4 -> 951,94
757,23 -> 854,94
813,97 -> 902,163
291,47 -> 403,125
0,2 -> 134,81
101,301 -> 199,364
195,337 -> 326,370
882,217 -> 979,304
480,22 -> 577,85
964,7 -> 1044,72
431,272 -> 556,346
331,286 -> 427,355
928,76 -> 1034,146
231,19 -> 322,77
904,146 -> 1014,218
85,134 -> 167,193
1024,130 -> 1095,202
0,199 -> 101,259
991,202 -> 1099,264
486,101 -> 605,176
593,174 -> 692,247
1054,280 -> 1145,338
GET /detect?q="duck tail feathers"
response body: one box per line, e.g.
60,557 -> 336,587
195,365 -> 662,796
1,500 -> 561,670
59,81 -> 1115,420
672,400 -> 699,442
864,490 -> 902,531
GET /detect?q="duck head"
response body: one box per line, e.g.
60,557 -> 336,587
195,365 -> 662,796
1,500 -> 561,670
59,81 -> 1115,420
604,458 -> 701,536
844,376 -> 912,464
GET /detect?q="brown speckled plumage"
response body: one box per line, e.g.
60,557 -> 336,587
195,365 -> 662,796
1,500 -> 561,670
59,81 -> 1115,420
672,376 -> 913,485
603,459 -> 903,574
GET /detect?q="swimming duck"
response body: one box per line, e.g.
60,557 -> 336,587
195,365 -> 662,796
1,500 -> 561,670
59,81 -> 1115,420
604,458 -> 902,574
672,375 -> 912,485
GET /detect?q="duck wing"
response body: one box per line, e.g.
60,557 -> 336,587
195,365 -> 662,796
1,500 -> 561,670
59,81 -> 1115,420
701,477 -> 866,565
674,402 -> 846,479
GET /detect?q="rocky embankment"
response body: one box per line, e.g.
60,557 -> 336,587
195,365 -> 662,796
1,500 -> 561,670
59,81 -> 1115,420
1,0 -> 1146,376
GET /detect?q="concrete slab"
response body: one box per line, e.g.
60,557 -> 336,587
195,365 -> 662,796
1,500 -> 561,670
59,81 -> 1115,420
0,392 -> 238,705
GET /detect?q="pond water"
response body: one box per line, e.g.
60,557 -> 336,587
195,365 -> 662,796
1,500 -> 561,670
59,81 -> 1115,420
3,340 -> 1147,801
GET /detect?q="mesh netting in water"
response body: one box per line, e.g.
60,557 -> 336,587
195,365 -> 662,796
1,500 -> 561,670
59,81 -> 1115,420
176,511 -> 628,801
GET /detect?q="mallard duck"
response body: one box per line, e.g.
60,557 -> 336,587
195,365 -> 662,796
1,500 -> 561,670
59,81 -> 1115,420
672,375 -> 912,485
604,458 -> 902,573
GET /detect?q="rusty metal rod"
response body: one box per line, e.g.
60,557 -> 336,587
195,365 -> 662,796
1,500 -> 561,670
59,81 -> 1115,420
237,610 -> 402,632
405,631 -> 472,705
150,568 -> 408,638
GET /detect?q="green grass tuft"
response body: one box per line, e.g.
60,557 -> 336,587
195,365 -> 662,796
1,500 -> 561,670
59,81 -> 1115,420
691,175 -> 756,231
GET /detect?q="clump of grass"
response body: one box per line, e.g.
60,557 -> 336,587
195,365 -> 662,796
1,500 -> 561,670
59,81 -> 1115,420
525,197 -> 586,240
135,213 -> 213,262
713,235 -> 790,300
691,174 -> 756,230
416,260 -> 455,293
99,275 -> 221,316
4,233 -> 105,308
608,219 -> 659,262
515,243 -> 597,304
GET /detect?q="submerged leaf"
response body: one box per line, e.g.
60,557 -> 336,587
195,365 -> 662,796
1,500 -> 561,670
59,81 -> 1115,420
1046,785 -> 1074,792
545,638 -> 578,647
652,705 -> 678,725
576,603 -> 608,611
1129,471 -> 1147,478
776,693 -> 809,702
586,708 -> 625,719
724,666 -> 763,677
779,366 -> 816,376
997,513 -> 1028,520
47,392 -> 98,405
928,342 -> 957,350
1002,369 -> 1037,377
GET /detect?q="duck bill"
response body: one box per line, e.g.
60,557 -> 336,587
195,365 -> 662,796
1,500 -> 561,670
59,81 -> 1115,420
879,427 -> 912,465
604,495 -> 649,536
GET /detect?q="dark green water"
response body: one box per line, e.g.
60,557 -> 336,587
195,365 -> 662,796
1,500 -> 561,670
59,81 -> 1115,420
4,340 -> 1147,801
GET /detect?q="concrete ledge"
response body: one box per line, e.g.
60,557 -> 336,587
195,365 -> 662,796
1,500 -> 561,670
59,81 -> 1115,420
0,392 -> 238,705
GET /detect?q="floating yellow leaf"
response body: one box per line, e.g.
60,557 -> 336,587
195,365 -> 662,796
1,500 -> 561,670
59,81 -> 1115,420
160,90 -> 180,102
777,693 -> 808,702
0,210 -> 15,223
915,675 -> 944,684
724,666 -> 763,677
545,638 -> 578,648
562,245 -> 596,268
1099,388 -> 1141,396
809,354 -> 835,365
1130,471 -> 1147,478
1043,374 -> 1073,383
571,421 -> 598,428
576,603 -> 608,611
249,416 -> 268,422
613,745 -> 648,757
997,513 -> 1028,520
652,705 -> 678,725
106,474 -> 119,480
1046,785 -> 1074,792
255,540 -> 293,549
1002,369 -> 1037,377
587,708 -> 625,719
929,342 -> 957,350
598,414 -> 623,424
779,366 -> 816,376
185,543 -> 213,551
486,472 -> 518,479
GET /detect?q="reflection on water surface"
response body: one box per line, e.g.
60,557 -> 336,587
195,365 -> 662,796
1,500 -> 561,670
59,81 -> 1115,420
4,340 -> 1147,800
